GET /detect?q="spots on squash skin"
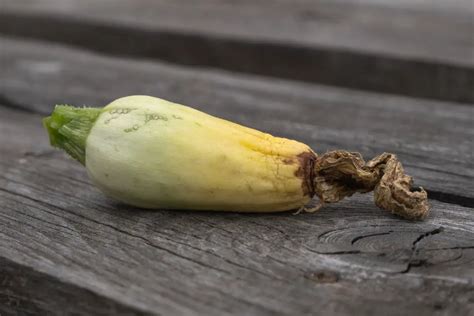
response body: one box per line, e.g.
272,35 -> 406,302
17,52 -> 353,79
145,114 -> 168,123
123,111 -> 183,133
105,108 -> 136,124
124,124 -> 140,133
109,108 -> 134,115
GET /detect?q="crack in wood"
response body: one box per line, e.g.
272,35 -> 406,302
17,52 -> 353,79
426,190 -> 474,209
412,227 -> 445,247
401,227 -> 445,274
425,246 -> 474,251
351,231 -> 394,245
317,250 -> 363,255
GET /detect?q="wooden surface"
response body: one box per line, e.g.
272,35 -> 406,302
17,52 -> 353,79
0,0 -> 473,103
1,2 -> 474,315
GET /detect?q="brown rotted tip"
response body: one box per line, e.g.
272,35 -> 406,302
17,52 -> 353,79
312,150 -> 430,220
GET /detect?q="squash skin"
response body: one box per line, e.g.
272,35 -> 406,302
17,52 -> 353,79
86,95 -> 316,212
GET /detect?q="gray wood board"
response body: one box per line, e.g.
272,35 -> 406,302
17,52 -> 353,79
0,0 -> 473,102
0,37 -> 473,204
1,105 -> 474,315
0,256 -> 147,316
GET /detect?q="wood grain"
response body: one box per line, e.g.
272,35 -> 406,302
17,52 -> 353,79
0,0 -> 473,102
0,257 -> 147,316
1,105 -> 473,315
1,37 -> 472,205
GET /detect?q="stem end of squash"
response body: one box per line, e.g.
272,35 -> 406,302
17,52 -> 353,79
43,105 -> 101,165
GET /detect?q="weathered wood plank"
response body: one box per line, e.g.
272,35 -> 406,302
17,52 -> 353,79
0,257 -> 147,316
0,0 -> 473,102
1,106 -> 473,315
0,37 -> 472,205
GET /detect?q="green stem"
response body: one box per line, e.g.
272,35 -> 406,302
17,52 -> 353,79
43,105 -> 102,165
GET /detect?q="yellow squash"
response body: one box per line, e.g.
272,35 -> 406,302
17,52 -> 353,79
43,95 -> 429,219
